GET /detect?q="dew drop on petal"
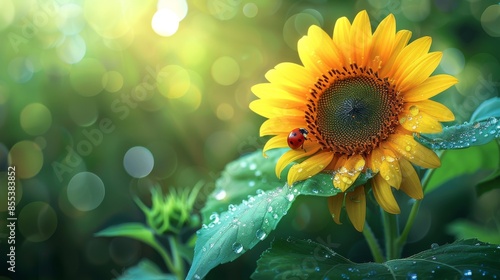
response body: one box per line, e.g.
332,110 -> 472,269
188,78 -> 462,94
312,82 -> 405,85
405,145 -> 412,152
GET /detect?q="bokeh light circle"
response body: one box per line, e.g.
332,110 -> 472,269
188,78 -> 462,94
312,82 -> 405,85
211,56 -> 240,86
109,238 -> 141,266
157,65 -> 191,99
158,0 -> 188,20
102,71 -> 124,93
123,146 -> 154,178
8,57 -> 34,83
208,0 -> 240,20
216,103 -> 234,120
67,172 -> 106,211
0,0 -> 15,31
243,3 -> 258,18
56,3 -> 85,35
68,98 -> 98,127
20,103 -> 53,135
8,141 -> 43,179
440,48 -> 465,75
283,12 -> 322,50
152,9 -> 180,37
481,5 -> 500,37
401,0 -> 431,22
57,35 -> 87,64
70,58 -> 106,96
18,202 -> 58,242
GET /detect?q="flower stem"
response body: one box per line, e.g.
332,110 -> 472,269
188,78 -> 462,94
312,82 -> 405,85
362,222 -> 385,263
382,209 -> 399,260
394,161 -> 439,255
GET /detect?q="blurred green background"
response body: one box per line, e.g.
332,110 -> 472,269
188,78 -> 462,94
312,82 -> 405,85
0,0 -> 500,279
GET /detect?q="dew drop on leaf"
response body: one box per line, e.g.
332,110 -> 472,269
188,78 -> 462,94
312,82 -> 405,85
256,229 -> 267,240
232,242 -> 243,254
431,243 -> 439,249
407,272 -> 418,280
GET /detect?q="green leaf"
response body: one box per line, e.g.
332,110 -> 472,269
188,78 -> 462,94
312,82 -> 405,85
470,97 -> 500,122
416,117 -> 500,150
95,223 -> 169,266
118,259 -> 176,280
201,149 -> 287,223
252,238 -> 500,280
424,141 -> 500,194
202,149 -> 376,223
477,175 -> 500,196
189,149 -> 376,280
447,220 -> 500,245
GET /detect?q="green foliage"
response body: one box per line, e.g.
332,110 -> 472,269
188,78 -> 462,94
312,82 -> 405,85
424,141 -> 500,194
117,259 -> 176,280
188,149 -> 375,280
252,238 -> 500,280
95,223 -> 167,259
447,220 -> 500,245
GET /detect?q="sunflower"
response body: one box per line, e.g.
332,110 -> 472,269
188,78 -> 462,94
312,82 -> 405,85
250,10 -> 457,232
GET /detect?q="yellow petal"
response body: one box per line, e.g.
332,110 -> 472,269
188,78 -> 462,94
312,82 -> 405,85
333,154 -> 365,192
297,35 -> 331,77
369,13 -> 396,71
306,25 -> 343,71
345,185 -> 366,232
249,99 -> 305,118
385,134 -> 440,169
251,83 -> 305,101
389,36 -> 432,79
367,147 -> 384,173
287,151 -> 333,186
350,10 -> 372,67
276,141 -> 321,178
263,134 -> 288,157
380,30 -> 412,77
265,63 -> 313,91
372,175 -> 401,214
403,74 -> 458,102
379,149 -> 402,188
399,108 -> 443,134
274,62 -> 316,88
398,158 -> 423,199
260,116 -> 305,136
332,16 -> 352,64
396,52 -> 443,92
328,194 -> 344,225
409,100 -> 455,122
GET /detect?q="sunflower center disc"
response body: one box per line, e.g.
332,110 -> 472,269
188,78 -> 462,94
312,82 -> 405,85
316,75 -> 400,155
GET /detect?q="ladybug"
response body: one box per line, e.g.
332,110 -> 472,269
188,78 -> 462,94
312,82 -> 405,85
287,128 -> 308,150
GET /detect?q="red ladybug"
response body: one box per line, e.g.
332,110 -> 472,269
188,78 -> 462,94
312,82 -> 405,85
287,128 -> 308,150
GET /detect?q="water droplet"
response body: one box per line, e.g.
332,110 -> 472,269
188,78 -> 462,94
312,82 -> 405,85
407,272 -> 418,280
228,204 -> 237,211
209,213 -> 220,224
249,163 -> 257,170
248,180 -> 255,187
256,189 -> 265,196
240,161 -> 247,168
194,274 -> 201,279
399,117 -> 407,124
405,145 -> 412,152
232,242 -> 243,253
286,193 -> 295,201
431,243 -> 439,249
409,105 -> 419,116
297,168 -> 303,173
273,213 -> 279,219
315,267 -> 320,272
254,170 -> 262,176
312,188 -> 319,194
267,206 -> 273,212
256,229 -> 267,240
214,190 -> 227,200
463,269 -> 472,277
